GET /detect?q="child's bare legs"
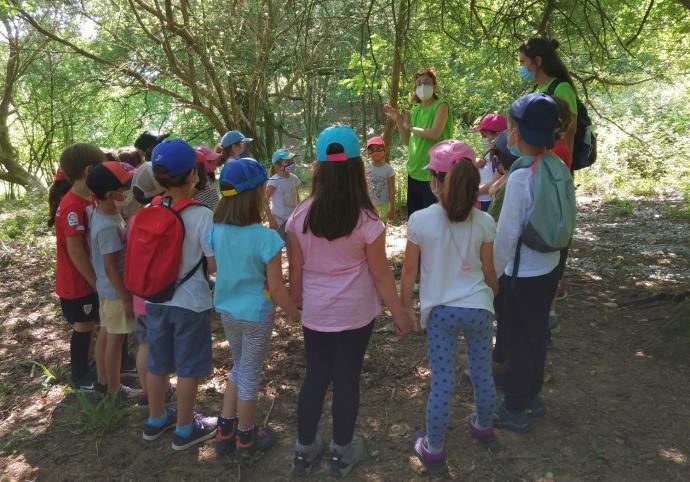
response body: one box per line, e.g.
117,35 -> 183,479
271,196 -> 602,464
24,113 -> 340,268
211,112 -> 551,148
222,379 -> 238,419
176,376 -> 199,427
105,332 -> 125,394
95,327 -> 107,385
223,380 -> 258,430
136,344 -> 148,394
147,373 -> 169,419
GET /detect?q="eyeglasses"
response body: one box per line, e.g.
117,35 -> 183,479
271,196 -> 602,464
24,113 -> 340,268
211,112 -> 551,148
368,146 -> 385,153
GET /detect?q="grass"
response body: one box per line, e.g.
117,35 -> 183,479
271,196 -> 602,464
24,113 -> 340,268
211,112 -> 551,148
661,205 -> 690,219
73,390 -> 128,435
22,360 -> 69,387
604,197 -> 636,216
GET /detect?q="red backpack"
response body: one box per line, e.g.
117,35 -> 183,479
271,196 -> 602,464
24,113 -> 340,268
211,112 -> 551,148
125,196 -> 206,303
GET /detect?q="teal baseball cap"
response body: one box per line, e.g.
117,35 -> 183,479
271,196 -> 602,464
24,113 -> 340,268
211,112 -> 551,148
315,125 -> 360,162
220,130 -> 253,148
271,148 -> 296,165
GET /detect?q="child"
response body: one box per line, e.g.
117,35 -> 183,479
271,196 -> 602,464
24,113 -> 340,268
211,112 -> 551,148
210,158 -> 301,458
472,114 -> 507,211
400,140 -> 498,473
194,146 -> 220,210
117,146 -> 144,168
492,93 -> 575,433
141,139 -> 217,451
85,162 -> 140,398
486,130 -> 519,222
287,125 -> 416,477
134,130 -> 170,162
47,168 -> 71,229
365,136 -> 395,223
266,148 -> 301,236
55,144 -> 105,390
128,162 -> 167,405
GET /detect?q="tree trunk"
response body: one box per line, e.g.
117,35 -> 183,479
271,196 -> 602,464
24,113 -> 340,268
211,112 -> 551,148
383,0 -> 409,162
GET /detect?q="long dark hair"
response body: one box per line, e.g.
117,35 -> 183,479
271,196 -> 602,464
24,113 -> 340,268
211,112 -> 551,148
303,144 -> 377,240
518,38 -> 576,92
436,159 -> 479,222
47,179 -> 71,228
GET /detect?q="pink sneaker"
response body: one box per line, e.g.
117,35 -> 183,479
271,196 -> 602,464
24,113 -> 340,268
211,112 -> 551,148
469,413 -> 495,445
412,431 -> 446,474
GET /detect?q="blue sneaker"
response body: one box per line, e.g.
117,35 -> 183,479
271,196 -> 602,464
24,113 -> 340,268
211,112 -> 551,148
171,414 -> 217,451
526,397 -> 546,417
142,407 -> 177,441
493,400 -> 529,433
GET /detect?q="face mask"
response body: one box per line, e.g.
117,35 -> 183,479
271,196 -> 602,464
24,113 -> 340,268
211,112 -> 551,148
285,164 -> 294,174
518,65 -> 535,82
508,142 -> 522,157
481,138 -> 491,150
416,84 -> 434,101
114,190 -> 133,209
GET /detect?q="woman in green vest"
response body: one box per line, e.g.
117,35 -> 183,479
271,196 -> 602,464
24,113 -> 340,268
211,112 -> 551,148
384,68 -> 454,217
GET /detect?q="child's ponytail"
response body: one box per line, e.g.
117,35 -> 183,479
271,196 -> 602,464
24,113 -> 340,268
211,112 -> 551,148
439,159 -> 479,222
47,179 -> 71,228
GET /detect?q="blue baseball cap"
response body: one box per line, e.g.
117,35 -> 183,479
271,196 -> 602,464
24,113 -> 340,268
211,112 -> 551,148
508,93 -> 560,147
220,130 -> 254,148
315,125 -> 360,162
151,139 -> 197,176
271,148 -> 296,165
219,157 -> 268,197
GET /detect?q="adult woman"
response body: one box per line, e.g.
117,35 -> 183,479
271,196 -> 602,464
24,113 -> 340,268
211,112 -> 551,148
384,68 -> 454,217
517,38 -> 577,170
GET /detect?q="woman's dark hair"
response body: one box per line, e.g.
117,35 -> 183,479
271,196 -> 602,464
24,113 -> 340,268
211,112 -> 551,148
303,144 -> 377,240
47,179 -> 72,228
518,38 -> 576,92
153,165 -> 194,188
213,186 -> 263,226
60,143 -> 104,182
194,164 -> 208,191
412,67 -> 440,103
552,96 -> 573,139
434,159 -> 479,222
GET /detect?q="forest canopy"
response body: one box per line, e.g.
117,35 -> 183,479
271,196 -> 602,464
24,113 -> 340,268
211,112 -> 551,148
0,0 -> 689,199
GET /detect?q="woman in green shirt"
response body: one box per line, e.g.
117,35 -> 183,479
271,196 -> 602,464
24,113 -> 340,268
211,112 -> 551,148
384,68 -> 454,217
517,38 -> 577,169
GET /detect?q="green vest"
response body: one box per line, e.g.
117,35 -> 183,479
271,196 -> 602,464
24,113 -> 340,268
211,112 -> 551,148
408,98 -> 454,181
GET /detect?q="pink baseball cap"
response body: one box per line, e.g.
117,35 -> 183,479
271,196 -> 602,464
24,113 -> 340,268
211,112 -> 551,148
472,113 -> 507,133
195,145 -> 220,173
426,140 -> 477,173
366,136 -> 385,148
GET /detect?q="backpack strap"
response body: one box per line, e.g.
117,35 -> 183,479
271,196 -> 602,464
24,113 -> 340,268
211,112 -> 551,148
545,78 -> 566,97
510,238 -> 523,291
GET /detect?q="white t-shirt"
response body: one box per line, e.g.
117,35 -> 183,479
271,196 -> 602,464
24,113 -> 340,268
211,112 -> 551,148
366,162 -> 395,205
156,204 -> 215,312
478,153 -> 494,202
408,204 -> 496,328
267,173 -> 301,225
493,167 -> 560,278
87,207 -> 126,300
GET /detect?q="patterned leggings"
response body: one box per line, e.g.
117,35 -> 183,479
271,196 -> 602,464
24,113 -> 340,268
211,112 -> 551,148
426,306 -> 495,450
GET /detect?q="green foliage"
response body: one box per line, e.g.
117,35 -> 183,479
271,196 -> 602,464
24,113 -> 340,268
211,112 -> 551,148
73,390 -> 127,435
604,197 -> 636,216
0,192 -> 51,244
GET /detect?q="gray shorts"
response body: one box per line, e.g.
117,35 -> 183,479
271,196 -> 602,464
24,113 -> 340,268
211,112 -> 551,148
147,304 -> 212,378
221,312 -> 273,400
134,315 -> 147,345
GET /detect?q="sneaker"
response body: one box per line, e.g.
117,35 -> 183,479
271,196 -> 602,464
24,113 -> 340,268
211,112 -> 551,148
493,400 -> 529,433
468,413 -> 495,445
171,414 -> 217,451
137,385 -> 176,406
329,434 -> 367,478
236,426 -> 276,458
549,312 -> 561,334
412,432 -> 446,475
292,436 -> 325,477
555,282 -> 568,301
143,407 -> 177,441
526,397 -> 546,417
113,384 -> 142,400
215,418 -> 238,457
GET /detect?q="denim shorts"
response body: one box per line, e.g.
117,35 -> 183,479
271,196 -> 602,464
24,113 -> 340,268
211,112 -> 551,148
146,304 -> 212,377
134,315 -> 147,345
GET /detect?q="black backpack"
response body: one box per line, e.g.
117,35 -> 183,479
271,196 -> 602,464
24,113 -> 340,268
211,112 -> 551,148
545,79 -> 597,170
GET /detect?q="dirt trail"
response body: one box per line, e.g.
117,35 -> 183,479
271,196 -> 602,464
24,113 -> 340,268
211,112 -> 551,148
1,197 -> 688,481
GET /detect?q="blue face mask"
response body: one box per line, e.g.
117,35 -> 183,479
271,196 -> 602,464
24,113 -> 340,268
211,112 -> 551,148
518,65 -> 535,82
508,142 -> 522,157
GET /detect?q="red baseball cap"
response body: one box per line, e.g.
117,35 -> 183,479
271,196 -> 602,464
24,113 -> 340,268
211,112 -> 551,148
86,161 -> 135,198
54,167 -> 68,182
195,145 -> 220,173
366,136 -> 385,148
472,113 -> 508,133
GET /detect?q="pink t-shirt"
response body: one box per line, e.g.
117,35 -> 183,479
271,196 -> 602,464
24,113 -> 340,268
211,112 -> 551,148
126,214 -> 147,317
286,199 -> 385,332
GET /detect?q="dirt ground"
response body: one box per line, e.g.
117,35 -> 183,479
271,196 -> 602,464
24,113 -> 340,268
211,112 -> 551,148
1,196 -> 689,481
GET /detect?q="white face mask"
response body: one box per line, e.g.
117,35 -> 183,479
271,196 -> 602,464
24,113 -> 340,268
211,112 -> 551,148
481,138 -> 491,150
416,84 -> 434,101
114,190 -> 133,210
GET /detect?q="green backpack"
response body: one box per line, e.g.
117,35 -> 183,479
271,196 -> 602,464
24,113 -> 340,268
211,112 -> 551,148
508,152 -> 576,274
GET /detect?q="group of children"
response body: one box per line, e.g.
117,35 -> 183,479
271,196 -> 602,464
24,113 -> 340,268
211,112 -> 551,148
49,90 -> 574,477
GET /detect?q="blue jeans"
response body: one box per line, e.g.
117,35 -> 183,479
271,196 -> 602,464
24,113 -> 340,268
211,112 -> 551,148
426,306 -> 495,450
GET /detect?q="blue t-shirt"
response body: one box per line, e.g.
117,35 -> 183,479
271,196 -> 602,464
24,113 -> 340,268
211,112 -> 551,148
208,223 -> 285,322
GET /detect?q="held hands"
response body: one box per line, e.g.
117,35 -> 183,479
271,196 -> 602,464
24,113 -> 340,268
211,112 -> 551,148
393,308 -> 419,337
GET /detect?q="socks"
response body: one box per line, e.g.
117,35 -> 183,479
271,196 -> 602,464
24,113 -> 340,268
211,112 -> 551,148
70,330 -> 92,381
175,421 -> 194,438
237,426 -> 255,444
218,416 -> 237,434
146,412 -> 169,428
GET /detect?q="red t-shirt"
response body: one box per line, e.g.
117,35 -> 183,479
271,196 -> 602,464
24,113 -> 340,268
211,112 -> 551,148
55,191 -> 95,299
552,139 -> 572,170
